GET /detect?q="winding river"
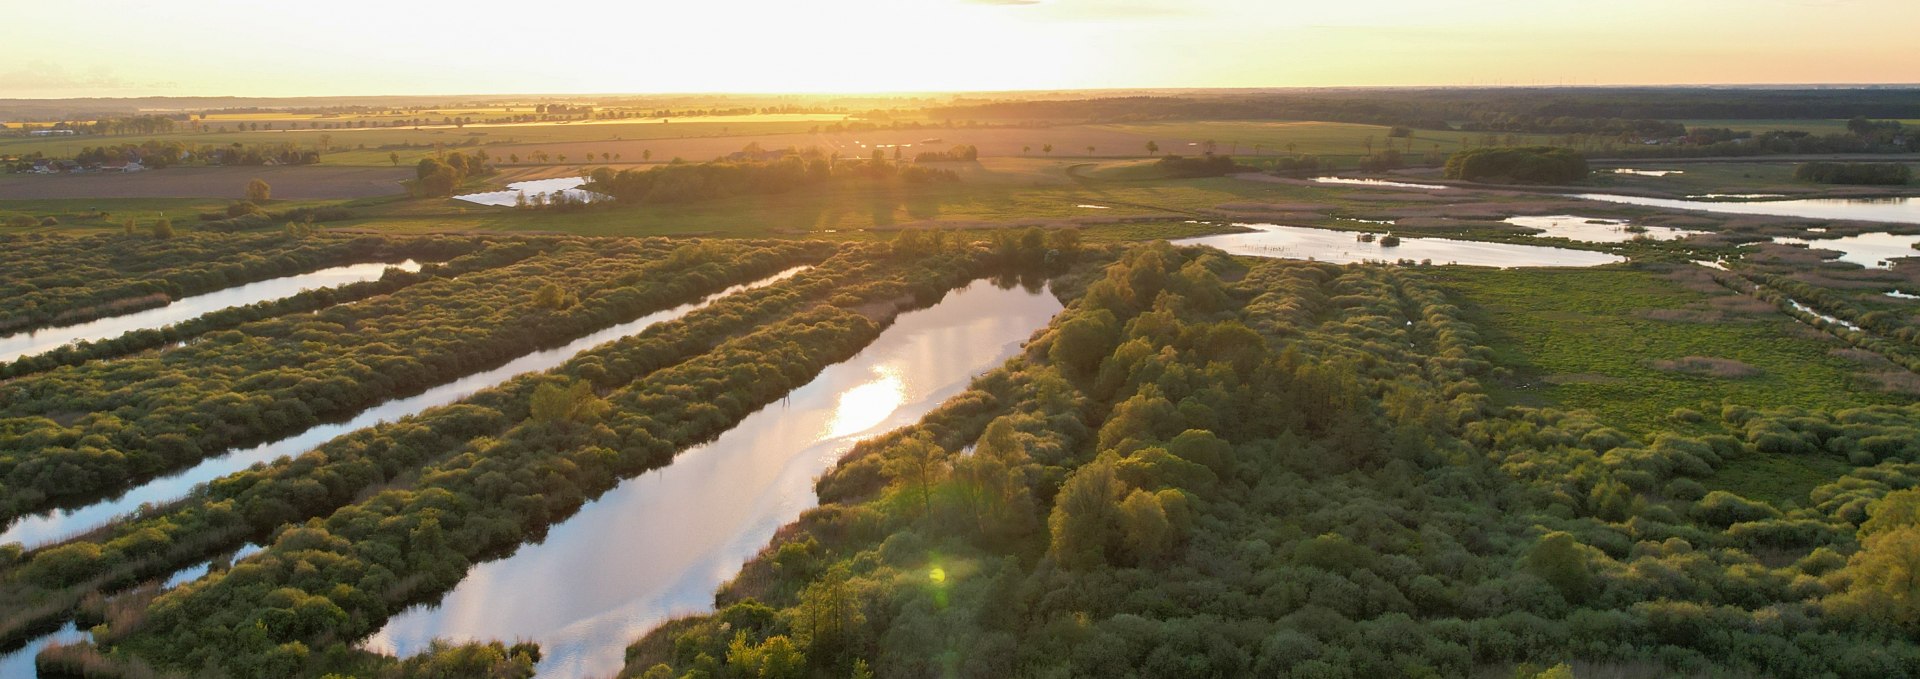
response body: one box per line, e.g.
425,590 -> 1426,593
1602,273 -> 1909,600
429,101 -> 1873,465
0,260 -> 423,364
0,268 -> 811,549
363,279 -> 1064,679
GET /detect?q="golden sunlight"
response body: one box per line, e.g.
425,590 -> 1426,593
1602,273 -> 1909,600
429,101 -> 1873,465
824,367 -> 906,439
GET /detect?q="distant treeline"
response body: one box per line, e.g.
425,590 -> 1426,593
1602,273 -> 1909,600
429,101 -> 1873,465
1154,154 -> 1244,177
1795,162 -> 1913,185
24,140 -> 321,169
914,145 -> 979,163
928,88 -> 1920,135
577,152 -> 957,207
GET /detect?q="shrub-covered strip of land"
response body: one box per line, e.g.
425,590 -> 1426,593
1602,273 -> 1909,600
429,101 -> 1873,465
0,239 -> 552,379
34,234 -> 1078,677
0,232 -> 479,335
0,238 -> 829,519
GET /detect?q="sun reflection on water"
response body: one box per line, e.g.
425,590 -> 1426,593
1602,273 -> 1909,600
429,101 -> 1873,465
824,366 -> 905,439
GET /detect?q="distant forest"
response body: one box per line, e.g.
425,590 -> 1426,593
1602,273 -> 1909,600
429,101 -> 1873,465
927,88 -> 1920,134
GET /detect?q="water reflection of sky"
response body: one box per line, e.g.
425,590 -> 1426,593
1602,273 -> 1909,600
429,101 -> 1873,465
0,268 -> 809,549
1180,223 -> 1624,268
0,260 -> 420,363
1574,193 -> 1920,225
363,280 -> 1062,679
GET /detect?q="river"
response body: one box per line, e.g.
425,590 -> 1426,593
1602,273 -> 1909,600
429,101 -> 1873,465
363,279 -> 1064,679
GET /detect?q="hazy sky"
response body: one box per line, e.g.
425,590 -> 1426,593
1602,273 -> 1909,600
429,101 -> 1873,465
4,0 -> 1915,97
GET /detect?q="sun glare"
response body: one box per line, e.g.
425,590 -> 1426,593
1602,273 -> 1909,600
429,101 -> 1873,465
824,367 -> 906,439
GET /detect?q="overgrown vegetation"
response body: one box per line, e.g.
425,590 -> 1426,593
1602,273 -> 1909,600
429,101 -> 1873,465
1444,146 -> 1589,184
1794,162 -> 1913,186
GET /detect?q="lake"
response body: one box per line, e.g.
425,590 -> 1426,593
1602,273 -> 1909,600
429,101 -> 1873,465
454,177 -> 607,206
0,260 -> 422,364
0,268 -> 810,549
362,279 -> 1064,679
1178,223 -> 1625,268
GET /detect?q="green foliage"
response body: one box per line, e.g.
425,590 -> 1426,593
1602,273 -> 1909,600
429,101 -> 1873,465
1794,162 -> 1911,185
1523,532 -> 1596,603
528,379 -> 609,424
1444,146 -> 1589,183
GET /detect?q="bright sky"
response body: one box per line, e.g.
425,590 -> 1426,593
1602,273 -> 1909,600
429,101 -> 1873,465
3,0 -> 1916,97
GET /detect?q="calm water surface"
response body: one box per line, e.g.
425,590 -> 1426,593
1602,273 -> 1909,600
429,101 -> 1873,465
1574,193 -> 1920,225
1180,223 -> 1625,267
363,280 -> 1064,679
1774,231 -> 1920,268
1504,215 -> 1706,243
0,260 -> 422,363
0,268 -> 809,549
1310,176 -> 1450,190
455,177 -> 607,206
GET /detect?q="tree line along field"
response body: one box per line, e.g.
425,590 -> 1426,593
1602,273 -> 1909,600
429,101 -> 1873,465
0,224 -> 1916,677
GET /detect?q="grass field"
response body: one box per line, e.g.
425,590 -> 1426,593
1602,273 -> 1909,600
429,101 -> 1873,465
0,166 -> 409,201
1437,265 -> 1919,504
1435,266 -> 1906,431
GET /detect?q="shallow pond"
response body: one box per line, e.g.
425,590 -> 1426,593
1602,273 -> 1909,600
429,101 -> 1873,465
1773,232 -> 1920,268
1573,193 -> 1920,225
0,268 -> 809,549
455,177 -> 607,206
1611,169 -> 1683,177
363,279 -> 1064,679
1503,215 -> 1706,243
1179,223 -> 1625,268
0,260 -> 421,364
1310,177 -> 1450,190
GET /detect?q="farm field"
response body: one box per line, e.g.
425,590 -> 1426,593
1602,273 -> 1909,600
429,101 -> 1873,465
0,166 -> 410,200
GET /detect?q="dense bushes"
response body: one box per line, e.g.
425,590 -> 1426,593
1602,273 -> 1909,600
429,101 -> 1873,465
617,252 -> 1920,679
1794,162 -> 1912,185
0,241 -> 547,379
1153,154 -> 1242,178
79,237 -> 1066,676
0,233 -> 468,334
0,239 -> 828,518
1444,146 -> 1589,183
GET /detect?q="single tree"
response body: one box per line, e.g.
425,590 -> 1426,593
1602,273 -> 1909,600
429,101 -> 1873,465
390,151 -> 401,166
150,218 -> 174,239
245,178 -> 271,202
1145,140 -> 1159,155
